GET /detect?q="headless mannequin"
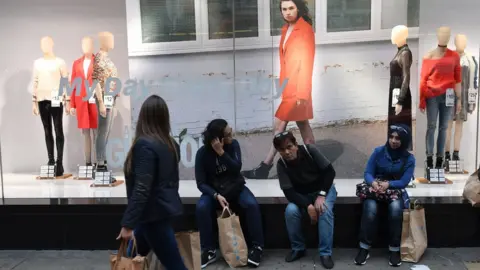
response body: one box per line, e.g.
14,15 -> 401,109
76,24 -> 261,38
94,31 -> 118,172
32,36 -> 69,176
421,27 -> 462,168
388,25 -> 413,151
241,0 -> 315,179
445,34 -> 477,161
70,37 -> 98,165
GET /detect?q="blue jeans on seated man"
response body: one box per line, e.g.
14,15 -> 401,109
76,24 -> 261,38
133,219 -> 188,270
196,186 -> 265,251
359,198 -> 403,251
284,185 -> 337,256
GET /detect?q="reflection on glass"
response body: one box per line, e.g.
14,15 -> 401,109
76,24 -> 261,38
140,0 -> 196,43
207,0 -> 259,40
381,0 -> 419,29
327,0 -> 371,33
270,0 -> 315,36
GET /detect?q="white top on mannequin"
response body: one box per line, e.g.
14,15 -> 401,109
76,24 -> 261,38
391,25 -> 408,47
32,36 -> 67,102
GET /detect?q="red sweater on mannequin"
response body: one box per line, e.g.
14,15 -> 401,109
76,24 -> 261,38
419,49 -> 461,109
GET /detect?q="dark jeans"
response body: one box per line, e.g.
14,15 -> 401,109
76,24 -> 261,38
134,219 -> 187,270
359,199 -> 403,252
38,100 -> 64,162
284,185 -> 337,256
196,186 -> 264,251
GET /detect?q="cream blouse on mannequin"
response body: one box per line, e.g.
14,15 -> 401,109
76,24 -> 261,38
32,57 -> 67,102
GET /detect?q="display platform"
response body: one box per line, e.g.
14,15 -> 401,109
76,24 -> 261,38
0,173 -> 478,250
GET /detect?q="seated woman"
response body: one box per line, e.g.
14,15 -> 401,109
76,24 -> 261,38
354,124 -> 415,267
195,119 -> 265,268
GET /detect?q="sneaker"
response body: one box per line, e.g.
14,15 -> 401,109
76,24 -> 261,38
247,246 -> 263,267
201,250 -> 217,268
354,248 -> 369,265
389,251 -> 401,267
241,162 -> 272,179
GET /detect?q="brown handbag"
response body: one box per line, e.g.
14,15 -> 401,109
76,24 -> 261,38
110,238 -> 149,270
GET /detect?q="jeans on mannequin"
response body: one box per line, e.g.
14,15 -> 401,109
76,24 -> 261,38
425,93 -> 454,157
38,100 -> 64,164
82,128 -> 97,164
95,97 -> 115,166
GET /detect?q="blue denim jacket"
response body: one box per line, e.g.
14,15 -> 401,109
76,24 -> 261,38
364,146 -> 415,207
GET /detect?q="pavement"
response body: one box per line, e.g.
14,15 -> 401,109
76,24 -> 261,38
0,248 -> 478,269
179,120 -> 417,180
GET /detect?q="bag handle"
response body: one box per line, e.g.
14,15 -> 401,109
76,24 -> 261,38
114,237 -> 138,269
220,207 -> 233,218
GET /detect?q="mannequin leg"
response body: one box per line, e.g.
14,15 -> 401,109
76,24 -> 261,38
51,103 -> 65,176
38,101 -> 55,165
453,120 -> 464,154
96,108 -> 114,168
436,98 -> 454,168
445,120 -> 454,156
296,120 -> 315,144
425,97 -> 439,167
82,129 -> 92,164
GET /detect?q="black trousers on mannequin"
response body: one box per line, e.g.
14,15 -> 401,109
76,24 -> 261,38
38,100 -> 64,165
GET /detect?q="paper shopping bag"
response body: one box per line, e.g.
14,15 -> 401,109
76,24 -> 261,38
217,207 -> 248,267
463,170 -> 480,207
400,202 -> 428,263
147,231 -> 201,270
110,239 -> 148,270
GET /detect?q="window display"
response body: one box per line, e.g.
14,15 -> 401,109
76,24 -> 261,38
0,0 -> 479,205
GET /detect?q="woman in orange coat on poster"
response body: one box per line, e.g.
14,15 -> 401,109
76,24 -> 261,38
69,37 -> 99,166
242,0 -> 316,179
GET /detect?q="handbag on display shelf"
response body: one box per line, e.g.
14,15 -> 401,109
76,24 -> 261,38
110,238 -> 148,270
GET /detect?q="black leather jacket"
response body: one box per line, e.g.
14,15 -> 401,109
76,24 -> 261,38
121,136 -> 183,229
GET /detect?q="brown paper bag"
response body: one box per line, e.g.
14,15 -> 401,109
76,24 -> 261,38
463,171 -> 480,207
400,203 -> 428,263
147,231 -> 201,270
217,207 -> 248,268
110,239 -> 148,270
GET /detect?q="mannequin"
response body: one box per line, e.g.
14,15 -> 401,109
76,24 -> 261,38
388,25 -> 413,150
69,36 -> 99,166
419,26 -> 462,169
445,34 -> 478,162
93,31 -> 118,172
32,36 -> 69,176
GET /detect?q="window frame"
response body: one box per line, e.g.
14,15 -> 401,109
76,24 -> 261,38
126,0 -> 419,56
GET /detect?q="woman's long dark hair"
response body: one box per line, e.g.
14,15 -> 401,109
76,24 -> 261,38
124,95 -> 178,176
202,119 -> 228,151
280,0 -> 313,26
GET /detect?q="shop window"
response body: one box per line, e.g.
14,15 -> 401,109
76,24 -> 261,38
326,0 -> 372,33
140,0 -> 197,43
270,0 -> 316,36
207,0 -> 259,40
381,0 -> 420,29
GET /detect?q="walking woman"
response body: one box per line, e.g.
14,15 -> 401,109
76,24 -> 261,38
242,0 -> 316,179
117,95 -> 187,270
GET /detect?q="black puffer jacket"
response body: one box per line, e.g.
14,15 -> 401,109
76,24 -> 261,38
121,136 -> 183,229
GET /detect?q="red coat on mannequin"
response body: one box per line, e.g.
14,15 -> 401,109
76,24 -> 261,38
70,55 -> 98,129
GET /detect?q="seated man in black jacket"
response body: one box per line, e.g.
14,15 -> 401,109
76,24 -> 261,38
195,119 -> 264,268
274,131 -> 337,269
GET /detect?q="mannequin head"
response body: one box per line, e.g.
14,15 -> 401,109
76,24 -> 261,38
279,0 -> 313,26
436,26 -> 451,46
391,25 -> 408,47
40,36 -> 54,55
82,36 -> 94,55
455,34 -> 468,53
98,31 -> 114,51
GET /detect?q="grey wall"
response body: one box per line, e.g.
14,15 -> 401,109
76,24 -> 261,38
416,0 -> 480,173
0,0 -> 131,174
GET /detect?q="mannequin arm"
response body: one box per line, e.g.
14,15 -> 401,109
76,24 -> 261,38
454,54 -> 462,99
92,58 -> 105,106
473,56 -> 478,89
418,59 -> 432,109
32,63 -> 38,102
70,64 -> 76,109
397,50 -> 412,106
291,31 -> 315,101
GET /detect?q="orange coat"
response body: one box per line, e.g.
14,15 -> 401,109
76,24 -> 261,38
70,55 -> 98,129
275,17 -> 315,122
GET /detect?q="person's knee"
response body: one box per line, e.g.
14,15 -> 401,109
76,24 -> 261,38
363,200 -> 377,220
389,200 -> 403,217
285,203 -> 301,220
196,195 -> 214,214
